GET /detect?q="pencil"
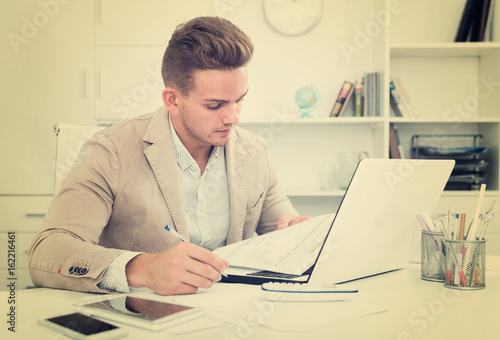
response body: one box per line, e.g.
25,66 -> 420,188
459,213 -> 466,241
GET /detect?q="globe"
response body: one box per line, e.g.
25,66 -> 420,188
295,85 -> 320,118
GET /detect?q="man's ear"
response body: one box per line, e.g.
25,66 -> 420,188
162,87 -> 181,114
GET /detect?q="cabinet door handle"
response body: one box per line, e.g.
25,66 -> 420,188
96,70 -> 102,98
25,213 -> 46,218
83,70 -> 90,98
95,0 -> 102,23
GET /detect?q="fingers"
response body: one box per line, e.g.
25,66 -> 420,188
182,254 -> 223,284
277,213 -> 291,230
144,243 -> 229,296
180,242 -> 229,275
277,213 -> 312,229
288,215 -> 312,227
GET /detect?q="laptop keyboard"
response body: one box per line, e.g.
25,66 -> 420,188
247,270 -> 300,279
246,266 -> 313,279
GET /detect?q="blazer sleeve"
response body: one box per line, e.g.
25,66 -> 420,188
28,132 -> 128,293
255,144 -> 299,235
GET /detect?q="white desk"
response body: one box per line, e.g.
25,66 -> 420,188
2,257 -> 499,340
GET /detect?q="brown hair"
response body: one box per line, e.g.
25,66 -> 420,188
161,16 -> 254,95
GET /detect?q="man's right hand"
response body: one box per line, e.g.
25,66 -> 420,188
125,242 -> 229,295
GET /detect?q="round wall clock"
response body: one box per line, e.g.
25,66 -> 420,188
263,0 -> 323,37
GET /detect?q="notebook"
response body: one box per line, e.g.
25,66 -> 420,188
218,159 -> 455,285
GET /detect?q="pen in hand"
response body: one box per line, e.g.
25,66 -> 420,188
165,225 -> 228,278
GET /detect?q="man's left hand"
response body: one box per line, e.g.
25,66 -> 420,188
277,213 -> 311,230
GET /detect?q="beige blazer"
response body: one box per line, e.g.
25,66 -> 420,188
28,107 -> 297,293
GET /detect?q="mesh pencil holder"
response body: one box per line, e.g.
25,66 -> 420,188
443,239 -> 486,290
421,231 -> 446,282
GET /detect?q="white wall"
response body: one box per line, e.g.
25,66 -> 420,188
0,0 -> 383,194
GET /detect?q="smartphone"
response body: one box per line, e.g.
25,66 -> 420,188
38,312 -> 127,339
75,295 -> 203,331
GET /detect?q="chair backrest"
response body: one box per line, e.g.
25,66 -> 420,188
53,122 -> 104,195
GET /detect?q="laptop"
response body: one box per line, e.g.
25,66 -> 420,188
220,159 -> 455,285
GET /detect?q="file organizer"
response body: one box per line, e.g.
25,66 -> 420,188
411,134 -> 488,191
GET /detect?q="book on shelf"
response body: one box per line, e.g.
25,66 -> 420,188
483,0 -> 495,41
390,77 -> 416,118
471,0 -> 491,41
455,0 -> 495,42
363,72 -> 382,117
364,74 -> 371,116
338,80 -> 357,117
455,0 -> 480,42
389,124 -> 401,159
354,82 -> 363,117
390,79 -> 408,117
330,81 -> 354,117
395,124 -> 405,159
375,72 -> 381,116
389,124 -> 405,159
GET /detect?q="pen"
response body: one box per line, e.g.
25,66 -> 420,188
421,211 -> 438,232
439,217 -> 450,239
165,225 -> 228,277
416,213 -> 439,251
448,207 -> 453,240
453,213 -> 459,240
447,247 -> 468,287
467,183 -> 486,241
479,200 -> 496,240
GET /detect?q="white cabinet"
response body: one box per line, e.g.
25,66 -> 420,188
1,0 -> 94,285
95,0 -> 214,46
93,0 -> 222,123
95,46 -> 165,121
0,1 -> 95,195
0,196 -> 53,290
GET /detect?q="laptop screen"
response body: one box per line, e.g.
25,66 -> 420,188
308,159 -> 454,285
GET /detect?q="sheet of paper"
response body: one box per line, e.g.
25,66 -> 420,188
165,316 -> 224,335
213,214 -> 335,275
131,284 -> 386,332
131,284 -> 260,323
259,301 -> 385,332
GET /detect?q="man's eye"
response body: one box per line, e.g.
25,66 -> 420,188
207,104 -> 222,110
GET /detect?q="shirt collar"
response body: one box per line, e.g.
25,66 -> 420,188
169,113 -> 223,171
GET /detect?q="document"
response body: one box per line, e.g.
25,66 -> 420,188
213,214 -> 335,275
132,284 -> 386,332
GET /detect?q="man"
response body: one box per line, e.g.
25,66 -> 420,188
28,16 -> 308,296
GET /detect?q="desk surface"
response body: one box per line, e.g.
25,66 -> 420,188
2,257 -> 499,340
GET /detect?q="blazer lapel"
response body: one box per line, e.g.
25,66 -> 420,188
142,107 -> 189,240
225,130 -> 248,244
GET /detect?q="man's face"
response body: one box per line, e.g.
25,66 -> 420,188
174,67 -> 249,148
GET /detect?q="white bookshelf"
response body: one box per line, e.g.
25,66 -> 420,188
2,0 -> 499,271
391,42 -> 500,57
243,0 -> 500,253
